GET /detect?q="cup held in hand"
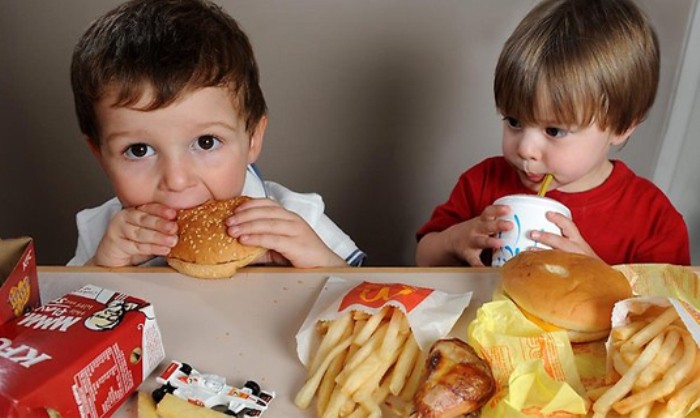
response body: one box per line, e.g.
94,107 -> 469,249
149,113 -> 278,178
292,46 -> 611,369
491,194 -> 571,267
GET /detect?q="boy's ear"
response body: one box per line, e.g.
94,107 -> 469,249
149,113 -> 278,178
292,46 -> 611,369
85,136 -> 109,172
247,115 -> 267,164
611,124 -> 638,146
86,135 -> 102,159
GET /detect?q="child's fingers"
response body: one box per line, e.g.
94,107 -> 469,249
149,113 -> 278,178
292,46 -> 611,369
122,222 -> 178,248
229,216 -> 302,240
226,204 -> 297,228
132,241 -> 173,257
232,197 -> 280,211
125,209 -> 178,235
135,202 -> 178,220
481,204 -> 511,219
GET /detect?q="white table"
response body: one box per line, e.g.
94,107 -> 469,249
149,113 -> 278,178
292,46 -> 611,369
38,266 -> 501,417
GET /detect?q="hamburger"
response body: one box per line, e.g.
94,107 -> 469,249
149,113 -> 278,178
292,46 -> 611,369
167,197 -> 265,279
501,250 -> 632,343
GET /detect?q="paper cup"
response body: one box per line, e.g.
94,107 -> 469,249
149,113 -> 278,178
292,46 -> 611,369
491,194 -> 571,267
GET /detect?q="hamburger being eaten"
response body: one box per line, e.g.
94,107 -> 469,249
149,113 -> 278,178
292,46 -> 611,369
167,197 -> 265,279
501,250 -> 633,343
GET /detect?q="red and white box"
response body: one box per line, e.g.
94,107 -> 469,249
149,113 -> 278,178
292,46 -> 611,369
0,284 -> 165,417
0,237 -> 40,326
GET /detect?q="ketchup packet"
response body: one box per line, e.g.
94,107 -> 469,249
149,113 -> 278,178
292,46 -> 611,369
295,276 -> 472,365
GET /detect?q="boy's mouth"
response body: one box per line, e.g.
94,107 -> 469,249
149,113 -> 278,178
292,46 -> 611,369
525,172 -> 547,183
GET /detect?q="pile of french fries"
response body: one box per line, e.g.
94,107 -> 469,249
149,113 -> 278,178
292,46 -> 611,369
591,306 -> 700,417
295,306 -> 425,417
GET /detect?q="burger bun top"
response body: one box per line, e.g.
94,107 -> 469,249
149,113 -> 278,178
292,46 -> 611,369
501,250 -> 632,335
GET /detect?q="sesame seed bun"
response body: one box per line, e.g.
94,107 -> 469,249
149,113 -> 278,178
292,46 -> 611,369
501,250 -> 632,343
166,197 -> 265,279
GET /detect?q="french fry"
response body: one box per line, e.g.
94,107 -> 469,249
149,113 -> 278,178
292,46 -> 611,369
295,335 -> 353,409
308,311 -> 352,376
400,350 -> 426,402
633,329 -> 680,389
316,322 -> 353,416
342,322 -> 388,372
593,305 -> 700,418
665,377 -> 700,416
323,387 -> 351,418
611,320 -> 646,341
297,307 -> 424,417
613,332 -> 697,415
389,334 -> 420,395
353,306 -> 389,345
620,307 -> 677,354
346,318 -> 366,361
628,401 -> 652,418
592,330 -> 664,416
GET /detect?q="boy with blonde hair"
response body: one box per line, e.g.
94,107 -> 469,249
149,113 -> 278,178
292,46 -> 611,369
69,0 -> 365,267
417,0 -> 689,266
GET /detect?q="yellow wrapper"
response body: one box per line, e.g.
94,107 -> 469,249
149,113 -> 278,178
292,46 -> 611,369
614,264 -> 699,306
482,359 -> 587,417
467,297 -> 588,416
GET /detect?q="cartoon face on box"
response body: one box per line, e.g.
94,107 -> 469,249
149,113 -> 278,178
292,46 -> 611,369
0,284 -> 165,417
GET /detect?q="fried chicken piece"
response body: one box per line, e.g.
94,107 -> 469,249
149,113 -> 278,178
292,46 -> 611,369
414,338 -> 495,418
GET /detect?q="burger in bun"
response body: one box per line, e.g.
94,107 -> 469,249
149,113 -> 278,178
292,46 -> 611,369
167,197 -> 265,279
501,250 -> 632,343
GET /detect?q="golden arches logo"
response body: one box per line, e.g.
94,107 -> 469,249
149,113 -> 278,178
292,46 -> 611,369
358,284 -> 415,303
339,281 -> 434,312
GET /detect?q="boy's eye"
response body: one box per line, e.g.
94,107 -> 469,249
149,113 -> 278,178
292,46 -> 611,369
124,143 -> 154,159
544,127 -> 568,138
503,116 -> 521,129
194,135 -> 222,151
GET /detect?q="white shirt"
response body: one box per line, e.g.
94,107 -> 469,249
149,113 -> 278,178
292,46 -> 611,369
68,165 -> 365,266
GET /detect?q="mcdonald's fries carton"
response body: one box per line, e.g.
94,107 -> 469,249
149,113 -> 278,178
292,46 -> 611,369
0,237 -> 40,326
0,284 -> 165,417
295,276 -> 473,365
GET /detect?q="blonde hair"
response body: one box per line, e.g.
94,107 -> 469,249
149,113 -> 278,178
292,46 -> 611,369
494,0 -> 659,134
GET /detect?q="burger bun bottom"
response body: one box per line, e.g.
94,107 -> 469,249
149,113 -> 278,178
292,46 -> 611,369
167,247 -> 265,279
566,328 -> 611,344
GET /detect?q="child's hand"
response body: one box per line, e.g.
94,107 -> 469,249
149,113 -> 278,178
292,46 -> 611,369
529,211 -> 600,259
417,204 -> 512,267
90,203 -> 178,267
226,198 -> 346,267
449,204 -> 513,266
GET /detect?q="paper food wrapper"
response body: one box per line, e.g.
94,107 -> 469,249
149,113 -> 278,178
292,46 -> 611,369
468,264 -> 699,417
467,296 -> 589,417
296,276 -> 472,366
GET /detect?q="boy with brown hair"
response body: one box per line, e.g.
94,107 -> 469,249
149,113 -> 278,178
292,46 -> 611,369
417,0 -> 689,267
69,0 -> 365,268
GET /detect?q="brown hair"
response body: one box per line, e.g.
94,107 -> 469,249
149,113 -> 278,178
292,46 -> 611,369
71,0 -> 266,145
494,0 -> 659,134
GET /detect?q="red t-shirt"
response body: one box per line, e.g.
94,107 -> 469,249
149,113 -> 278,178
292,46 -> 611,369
417,157 -> 690,265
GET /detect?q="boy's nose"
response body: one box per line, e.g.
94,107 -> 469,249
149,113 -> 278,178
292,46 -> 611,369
517,129 -> 543,161
159,156 -> 196,192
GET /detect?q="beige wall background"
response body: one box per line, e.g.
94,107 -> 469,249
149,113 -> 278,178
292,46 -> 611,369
1,0 -> 698,266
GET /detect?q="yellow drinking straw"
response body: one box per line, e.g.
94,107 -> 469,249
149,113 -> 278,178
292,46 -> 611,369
538,173 -> 553,197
